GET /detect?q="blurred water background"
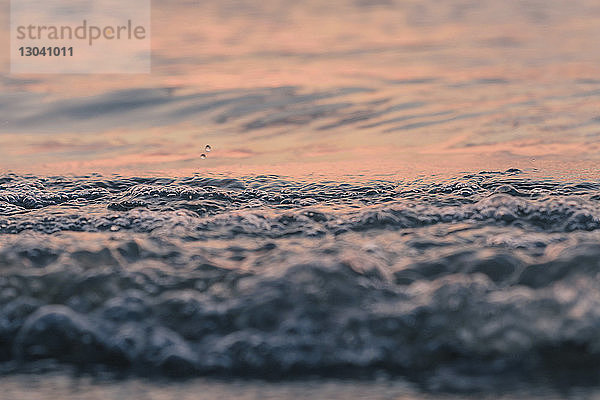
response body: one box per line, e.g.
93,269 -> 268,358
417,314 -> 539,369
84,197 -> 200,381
2,1 -> 600,399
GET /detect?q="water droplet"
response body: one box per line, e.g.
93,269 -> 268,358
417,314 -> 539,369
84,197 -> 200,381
200,154 -> 206,159
205,145 -> 212,152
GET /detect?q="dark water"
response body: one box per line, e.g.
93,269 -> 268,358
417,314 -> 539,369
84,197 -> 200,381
2,169 -> 600,392
3,0 -> 600,397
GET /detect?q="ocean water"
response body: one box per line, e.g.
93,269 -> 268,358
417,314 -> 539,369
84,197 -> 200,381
3,170 -> 600,395
2,0 -> 600,398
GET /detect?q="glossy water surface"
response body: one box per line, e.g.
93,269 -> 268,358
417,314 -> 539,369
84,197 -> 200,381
2,0 -> 600,397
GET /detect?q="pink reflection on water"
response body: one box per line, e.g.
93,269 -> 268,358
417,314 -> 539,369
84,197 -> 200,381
0,0 -> 599,178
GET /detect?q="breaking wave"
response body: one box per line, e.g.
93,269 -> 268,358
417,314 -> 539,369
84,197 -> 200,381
2,169 -> 600,389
